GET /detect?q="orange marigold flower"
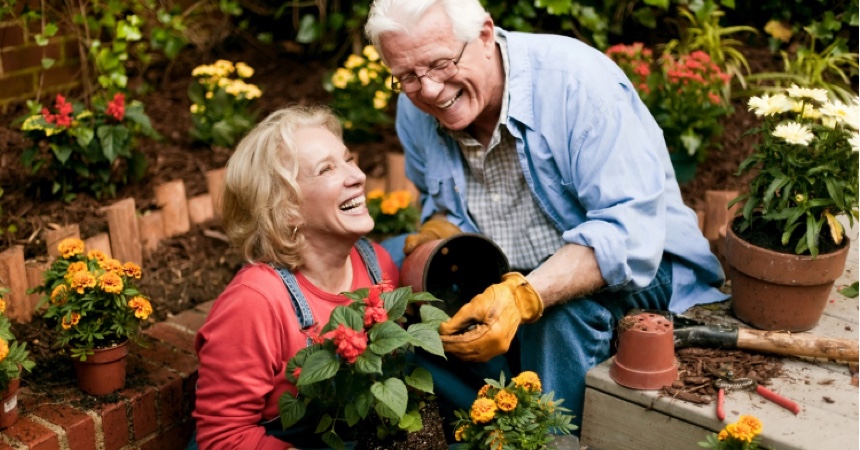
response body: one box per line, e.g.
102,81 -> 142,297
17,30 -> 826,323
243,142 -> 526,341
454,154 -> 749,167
494,389 -> 518,412
58,238 -> 85,259
738,415 -> 763,436
61,312 -> 81,329
66,261 -> 88,279
87,249 -> 107,263
99,272 -> 124,294
100,258 -> 123,274
454,425 -> 467,442
0,338 -> 8,362
389,190 -> 412,209
470,397 -> 497,424
726,422 -> 756,443
70,271 -> 96,294
512,371 -> 542,392
128,296 -> 153,320
477,384 -> 491,398
122,262 -> 142,279
367,189 -> 385,200
51,284 -> 69,305
0,298 -> 5,313
380,196 -> 400,215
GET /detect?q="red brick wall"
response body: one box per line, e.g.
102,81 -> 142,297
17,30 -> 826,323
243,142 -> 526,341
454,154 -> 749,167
0,17 -> 81,108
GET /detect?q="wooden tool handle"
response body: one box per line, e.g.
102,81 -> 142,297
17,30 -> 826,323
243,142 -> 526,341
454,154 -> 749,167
737,329 -> 859,361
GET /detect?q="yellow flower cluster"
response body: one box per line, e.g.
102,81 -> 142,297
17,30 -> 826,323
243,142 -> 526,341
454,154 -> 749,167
368,189 -> 413,215
192,60 -> 262,100
513,370 -> 542,392
0,338 -> 7,362
331,46 -> 392,111
718,415 -> 763,443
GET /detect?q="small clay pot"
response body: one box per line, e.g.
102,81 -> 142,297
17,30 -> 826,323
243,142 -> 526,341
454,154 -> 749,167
73,341 -> 130,396
400,233 -> 509,317
0,377 -> 20,429
610,312 -> 678,390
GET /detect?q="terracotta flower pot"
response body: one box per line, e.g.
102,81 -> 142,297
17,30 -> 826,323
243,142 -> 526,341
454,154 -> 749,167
0,377 -> 21,429
72,341 -> 130,396
400,233 -> 509,317
610,312 -> 678,390
725,223 -> 850,332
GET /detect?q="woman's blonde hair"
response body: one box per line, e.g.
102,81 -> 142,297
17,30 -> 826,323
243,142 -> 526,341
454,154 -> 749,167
222,105 -> 343,269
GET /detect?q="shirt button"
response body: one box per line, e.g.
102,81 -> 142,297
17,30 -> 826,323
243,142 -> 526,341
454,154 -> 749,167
491,194 -> 501,202
454,186 -> 460,193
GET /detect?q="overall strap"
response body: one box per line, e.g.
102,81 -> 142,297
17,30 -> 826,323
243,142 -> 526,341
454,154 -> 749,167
272,266 -> 316,347
354,237 -> 383,285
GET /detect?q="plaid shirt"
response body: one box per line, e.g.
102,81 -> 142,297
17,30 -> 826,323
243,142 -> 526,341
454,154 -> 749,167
445,34 -> 565,271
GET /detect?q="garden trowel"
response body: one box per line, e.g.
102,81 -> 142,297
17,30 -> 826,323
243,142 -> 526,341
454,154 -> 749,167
629,309 -> 859,362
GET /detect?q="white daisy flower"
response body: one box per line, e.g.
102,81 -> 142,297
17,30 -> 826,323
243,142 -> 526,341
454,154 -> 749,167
849,132 -> 860,152
773,121 -> 814,146
786,84 -> 829,103
820,100 -> 849,124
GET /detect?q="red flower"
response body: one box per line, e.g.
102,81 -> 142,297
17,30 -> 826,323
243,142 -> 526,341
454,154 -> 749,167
42,94 -> 74,127
378,275 -> 395,293
302,324 -> 325,345
363,285 -> 389,327
106,93 -> 125,121
323,324 -> 367,364
292,367 -> 302,380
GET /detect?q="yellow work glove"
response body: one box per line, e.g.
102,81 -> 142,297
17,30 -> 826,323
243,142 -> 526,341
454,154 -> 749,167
438,272 -> 543,362
403,219 -> 462,254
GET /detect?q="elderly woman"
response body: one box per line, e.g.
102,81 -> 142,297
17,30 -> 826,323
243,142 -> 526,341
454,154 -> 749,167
191,105 -> 399,450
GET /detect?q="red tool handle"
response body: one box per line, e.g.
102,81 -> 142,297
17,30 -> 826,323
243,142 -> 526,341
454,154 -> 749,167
716,388 -> 725,421
756,385 -> 801,415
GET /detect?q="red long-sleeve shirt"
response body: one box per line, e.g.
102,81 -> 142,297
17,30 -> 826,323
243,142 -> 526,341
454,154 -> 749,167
193,244 -> 399,450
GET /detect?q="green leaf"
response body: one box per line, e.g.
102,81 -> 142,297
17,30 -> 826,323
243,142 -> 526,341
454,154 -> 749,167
50,144 -> 73,165
368,321 -> 411,355
354,389 -> 373,419
315,413 -> 333,433
383,287 -> 410,321
398,409 -> 423,432
355,350 -> 382,374
296,349 -> 340,385
321,430 -> 345,450
296,14 -> 320,44
407,322 -> 445,357
211,120 -> 237,147
41,57 -> 56,69
419,304 -> 450,324
371,378 -> 408,419
344,403 -> 361,426
97,125 -> 130,162
324,306 -> 364,333
278,392 -> 306,429
839,282 -> 859,298
405,366 -> 434,394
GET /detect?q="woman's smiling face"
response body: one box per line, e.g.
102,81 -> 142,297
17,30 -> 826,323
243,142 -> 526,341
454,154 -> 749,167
295,126 -> 373,241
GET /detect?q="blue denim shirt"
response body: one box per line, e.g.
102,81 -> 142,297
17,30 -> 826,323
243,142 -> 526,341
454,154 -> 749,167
395,29 -> 728,313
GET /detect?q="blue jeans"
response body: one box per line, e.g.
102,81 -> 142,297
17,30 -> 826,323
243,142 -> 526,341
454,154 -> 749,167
383,234 -> 673,435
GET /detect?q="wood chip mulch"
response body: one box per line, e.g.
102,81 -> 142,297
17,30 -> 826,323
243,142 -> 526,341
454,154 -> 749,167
660,347 -> 784,405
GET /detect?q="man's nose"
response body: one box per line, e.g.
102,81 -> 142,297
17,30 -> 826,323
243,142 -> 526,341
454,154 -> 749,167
417,75 -> 445,98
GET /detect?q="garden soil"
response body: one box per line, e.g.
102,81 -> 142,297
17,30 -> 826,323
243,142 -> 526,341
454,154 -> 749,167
0,42 -> 773,406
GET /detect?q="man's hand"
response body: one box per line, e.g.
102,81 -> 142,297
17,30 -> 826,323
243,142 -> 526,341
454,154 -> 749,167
403,219 -> 461,254
438,272 -> 543,362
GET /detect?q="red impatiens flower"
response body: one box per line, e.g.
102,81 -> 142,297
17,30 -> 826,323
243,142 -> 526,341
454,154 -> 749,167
323,324 -> 367,364
363,285 -> 389,327
106,93 -> 126,121
42,94 -> 74,127
302,324 -> 325,345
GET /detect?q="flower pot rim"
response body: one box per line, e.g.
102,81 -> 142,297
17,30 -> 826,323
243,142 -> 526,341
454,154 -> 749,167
727,216 -> 851,260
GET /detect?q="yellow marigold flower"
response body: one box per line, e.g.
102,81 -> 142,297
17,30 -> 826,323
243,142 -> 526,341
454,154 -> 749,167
100,258 -> 123,274
738,415 -> 763,436
190,104 -> 200,114
51,284 -> 68,305
87,249 -> 106,263
494,389 -> 518,412
373,95 -> 387,110
70,271 -> 96,294
0,298 -> 5,313
66,261 -> 88,280
512,371 -> 542,392
128,296 -> 153,320
726,422 -> 756,443
367,189 -> 385,200
344,54 -> 365,69
362,45 -> 379,62
477,384 -> 491,398
380,197 -> 401,215
99,272 -> 124,294
718,429 -> 728,441
214,59 -> 235,73
470,397 -> 497,424
332,68 -> 353,89
61,312 -> 81,329
389,190 -> 412,209
358,68 -> 370,86
122,262 -> 142,279
205,91 -> 214,99
454,425 -> 467,442
0,338 -> 8,362
235,62 -> 254,78
764,20 -> 792,43
58,238 -> 85,259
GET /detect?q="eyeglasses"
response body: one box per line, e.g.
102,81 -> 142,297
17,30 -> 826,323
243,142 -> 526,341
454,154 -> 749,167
390,41 -> 469,93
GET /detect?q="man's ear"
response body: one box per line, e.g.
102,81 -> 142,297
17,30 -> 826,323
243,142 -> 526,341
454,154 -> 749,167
478,16 -> 496,55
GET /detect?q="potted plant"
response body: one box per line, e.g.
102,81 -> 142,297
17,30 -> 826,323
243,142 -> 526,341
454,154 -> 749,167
366,189 -> 420,238
726,85 -> 859,331
0,287 -> 36,429
33,238 -> 153,395
605,43 -> 733,183
450,371 -> 577,450
279,282 -> 449,450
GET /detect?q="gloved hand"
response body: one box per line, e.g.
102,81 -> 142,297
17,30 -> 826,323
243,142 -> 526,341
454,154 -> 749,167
439,272 -> 543,362
403,219 -> 462,254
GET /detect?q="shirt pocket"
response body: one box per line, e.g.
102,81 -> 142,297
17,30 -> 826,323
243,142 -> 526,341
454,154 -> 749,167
426,175 -> 460,213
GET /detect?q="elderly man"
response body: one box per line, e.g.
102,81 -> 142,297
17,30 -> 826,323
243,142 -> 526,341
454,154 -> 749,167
365,0 -> 728,431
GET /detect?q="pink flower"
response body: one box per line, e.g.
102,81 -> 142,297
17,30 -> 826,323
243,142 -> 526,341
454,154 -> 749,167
323,324 -> 368,364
